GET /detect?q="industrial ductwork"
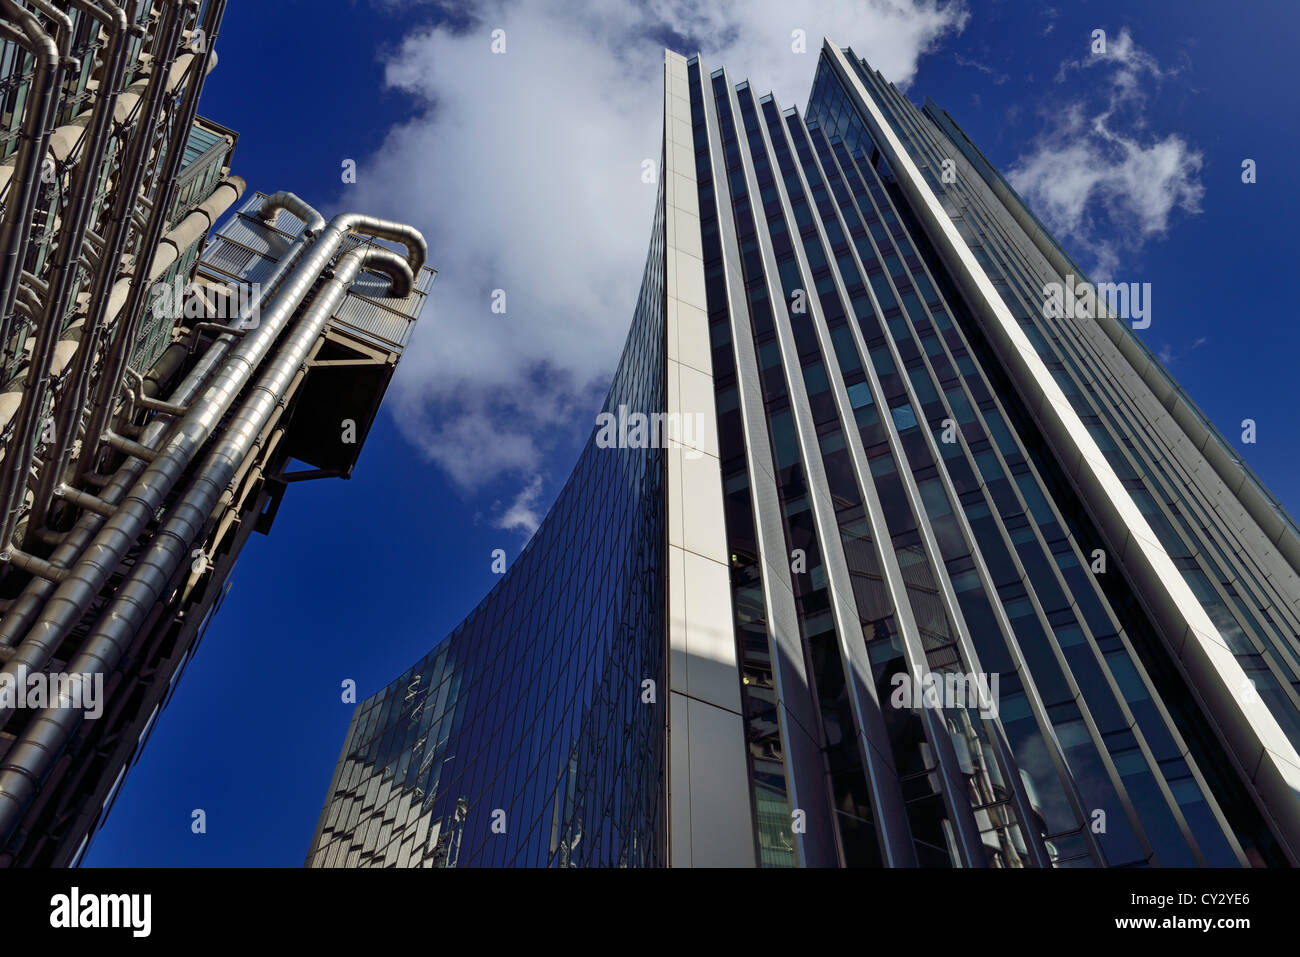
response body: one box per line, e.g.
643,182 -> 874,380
0,208 -> 425,695
0,0 -> 134,545
0,0 -> 194,546
0,236 -> 421,843
0,193 -> 327,651
0,1 -> 62,366
0,0 -> 433,869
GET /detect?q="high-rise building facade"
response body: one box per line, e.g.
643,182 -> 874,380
0,1 -> 432,866
308,41 -> 1300,868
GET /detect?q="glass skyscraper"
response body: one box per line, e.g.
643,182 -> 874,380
308,40 -> 1300,868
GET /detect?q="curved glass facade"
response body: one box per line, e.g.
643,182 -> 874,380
307,178 -> 669,869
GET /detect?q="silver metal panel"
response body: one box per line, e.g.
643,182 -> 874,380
663,50 -> 756,868
230,191 -> 310,237
825,38 -> 1300,862
331,294 -> 415,351
684,695 -> 760,866
694,57 -> 841,867
784,104 -> 1083,868
724,72 -> 932,866
209,217 -> 295,260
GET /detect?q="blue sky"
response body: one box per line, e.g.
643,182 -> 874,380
85,0 -> 1300,866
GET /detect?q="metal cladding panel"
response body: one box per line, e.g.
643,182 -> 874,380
330,294 -> 415,351
197,193 -> 434,352
197,237 -> 283,286
784,40 -> 1297,866
338,234 -> 436,317
206,216 -> 295,263
344,265 -> 435,318
663,51 -> 755,868
229,191 -> 310,237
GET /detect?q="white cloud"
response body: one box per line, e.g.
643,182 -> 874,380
954,52 -> 1008,85
339,0 -> 968,501
494,472 -> 545,537
1010,29 -> 1202,279
1155,334 -> 1209,367
1055,26 -> 1173,104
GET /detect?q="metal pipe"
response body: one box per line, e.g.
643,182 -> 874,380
185,319 -> 245,351
79,0 -> 219,476
0,191 -> 325,649
30,0 -> 190,534
18,270 -> 46,298
0,247 -> 415,842
0,211 -> 425,692
0,2 -> 62,366
10,298 -> 35,324
40,173 -> 243,517
51,485 -> 116,518
257,191 -> 327,237
101,429 -> 155,461
0,0 -> 132,546
14,282 -> 41,320
121,366 -> 188,416
91,175 -> 245,340
0,546 -> 67,583
21,0 -> 73,60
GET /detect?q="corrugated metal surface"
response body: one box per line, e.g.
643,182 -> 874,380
330,231 -> 435,352
199,239 -> 256,277
210,217 -> 295,262
197,238 -> 282,286
229,191 -> 309,238
199,194 -> 293,285
345,264 -> 436,318
195,191 -> 434,354
331,295 -> 416,351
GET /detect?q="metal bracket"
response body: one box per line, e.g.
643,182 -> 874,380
103,430 -> 158,462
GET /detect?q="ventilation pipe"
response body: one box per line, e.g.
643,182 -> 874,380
0,1 -> 62,365
0,211 -> 425,699
0,191 -> 326,650
78,0 -> 213,483
0,246 -> 414,840
0,0 -> 133,545
95,176 -> 245,332
0,244 -> 414,838
25,0 -> 194,540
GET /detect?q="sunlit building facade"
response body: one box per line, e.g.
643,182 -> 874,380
308,40 -> 1300,868
0,1 -> 432,867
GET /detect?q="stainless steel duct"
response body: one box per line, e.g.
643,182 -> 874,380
257,191 -> 327,236
0,1 -> 62,364
0,192 -> 326,650
96,175 -> 246,328
1,0 -> 133,544
78,0 -> 209,480
25,0 -> 193,540
21,1 -> 72,38
0,210 -> 426,702
0,245 -> 416,841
